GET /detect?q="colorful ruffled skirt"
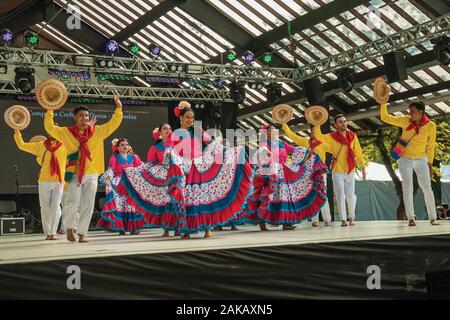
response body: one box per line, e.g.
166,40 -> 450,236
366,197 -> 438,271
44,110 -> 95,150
172,143 -> 252,234
117,161 -> 186,232
119,142 -> 253,235
243,147 -> 327,225
96,173 -> 147,233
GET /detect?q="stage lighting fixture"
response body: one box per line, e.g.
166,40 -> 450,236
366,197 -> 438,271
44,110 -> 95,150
243,50 -> 255,63
129,43 -> 140,55
0,64 -> 7,74
215,79 -> 225,88
194,103 -> 205,109
168,64 -> 184,73
230,81 -> 246,104
14,67 -> 35,93
337,67 -> 355,92
249,82 -> 264,90
432,36 -> 450,66
1,28 -> 14,46
25,31 -> 39,48
226,49 -> 237,62
262,52 -> 273,65
81,71 -> 90,81
96,58 -> 114,68
149,43 -> 161,58
266,82 -> 282,104
73,55 -> 95,67
186,64 -> 204,75
105,40 -> 119,55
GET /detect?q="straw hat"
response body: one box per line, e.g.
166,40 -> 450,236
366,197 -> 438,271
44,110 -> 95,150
29,135 -> 47,143
4,105 -> 31,130
373,77 -> 391,105
35,79 -> 68,110
272,104 -> 293,124
304,105 -> 328,126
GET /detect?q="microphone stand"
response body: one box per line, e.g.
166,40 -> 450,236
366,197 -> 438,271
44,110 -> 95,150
14,165 -> 20,217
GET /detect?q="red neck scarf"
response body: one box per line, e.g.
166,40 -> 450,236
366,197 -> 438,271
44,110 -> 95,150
330,130 -> 356,173
406,116 -> 430,134
43,139 -> 63,182
309,139 -> 322,151
68,125 -> 95,183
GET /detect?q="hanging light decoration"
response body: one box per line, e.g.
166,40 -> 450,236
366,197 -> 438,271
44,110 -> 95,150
105,40 -> 119,55
25,31 -> 39,48
149,43 -> 161,58
129,43 -> 140,55
1,28 -> 14,46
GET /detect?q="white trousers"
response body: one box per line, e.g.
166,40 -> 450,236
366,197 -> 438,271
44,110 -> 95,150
60,192 -> 66,231
398,157 -> 437,221
64,174 -> 98,236
312,173 -> 332,223
38,182 -> 63,236
332,172 -> 357,221
60,192 -> 80,231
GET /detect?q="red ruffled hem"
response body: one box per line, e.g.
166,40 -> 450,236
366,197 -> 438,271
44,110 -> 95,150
181,162 -> 253,233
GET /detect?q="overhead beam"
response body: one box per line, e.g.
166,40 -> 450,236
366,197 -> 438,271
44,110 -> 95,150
288,81 -> 450,130
416,0 -> 450,16
114,0 -> 186,43
291,92 -> 450,132
178,0 -> 293,66
238,50 -> 439,118
44,3 -> 122,55
249,0 -> 369,55
327,96 -> 378,130
345,80 -> 450,112
0,0 -> 51,32
44,2 -> 136,86
201,0 -> 368,65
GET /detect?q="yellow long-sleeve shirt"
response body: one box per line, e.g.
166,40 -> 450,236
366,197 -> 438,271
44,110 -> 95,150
14,131 -> 68,183
379,104 -> 436,164
282,123 -> 331,162
313,126 -> 364,174
44,108 -> 123,175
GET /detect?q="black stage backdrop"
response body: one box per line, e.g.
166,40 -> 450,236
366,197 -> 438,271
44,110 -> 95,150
0,99 -> 167,194
0,235 -> 450,299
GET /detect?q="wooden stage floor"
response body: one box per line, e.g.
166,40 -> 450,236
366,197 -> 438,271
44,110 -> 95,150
1,220 -> 450,265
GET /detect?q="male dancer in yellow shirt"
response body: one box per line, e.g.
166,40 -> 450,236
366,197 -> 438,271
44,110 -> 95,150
380,100 -> 438,226
282,123 -> 332,227
314,115 -> 366,226
13,130 -> 67,240
44,96 -> 123,242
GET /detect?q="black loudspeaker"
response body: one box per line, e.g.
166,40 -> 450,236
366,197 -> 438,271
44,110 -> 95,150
220,102 -> 238,130
303,77 -> 324,105
167,101 -> 179,130
425,269 -> 450,299
383,51 -> 408,83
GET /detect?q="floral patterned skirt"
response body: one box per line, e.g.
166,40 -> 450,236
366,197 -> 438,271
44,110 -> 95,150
243,147 -> 327,225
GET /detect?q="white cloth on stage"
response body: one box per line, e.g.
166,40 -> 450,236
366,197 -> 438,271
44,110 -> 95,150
38,182 -> 64,236
63,173 -> 98,236
397,156 -> 437,221
312,173 -> 332,223
332,171 -> 357,222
